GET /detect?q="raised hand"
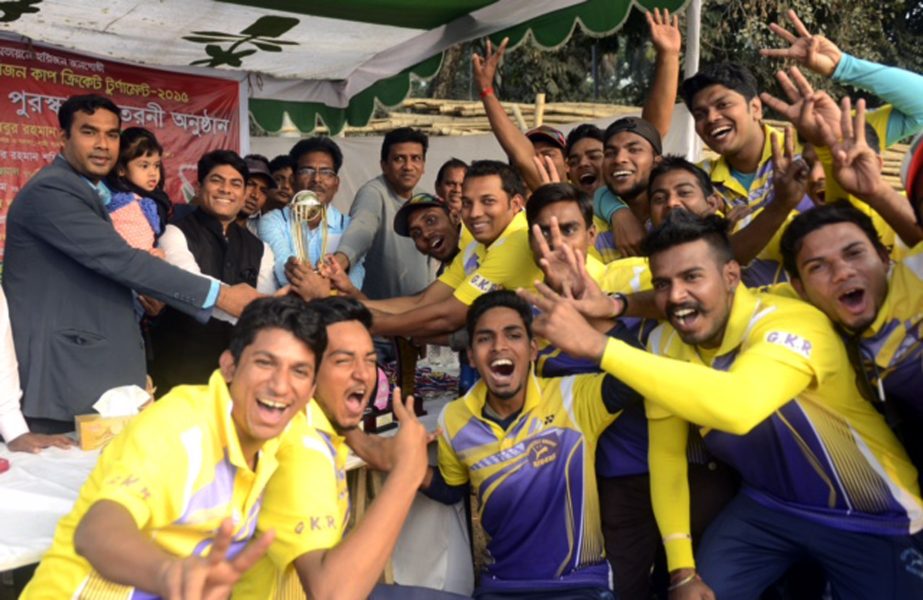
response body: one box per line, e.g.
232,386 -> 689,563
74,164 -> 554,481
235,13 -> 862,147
759,67 -> 842,146
760,9 -> 842,77
518,281 -> 608,361
647,7 -> 681,56
472,37 -> 509,94
831,98 -> 885,200
389,387 -> 429,484
531,217 -> 583,298
157,518 -> 274,600
532,155 -> 561,185
770,125 -> 809,210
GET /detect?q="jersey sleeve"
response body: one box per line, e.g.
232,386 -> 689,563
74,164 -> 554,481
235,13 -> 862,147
453,232 -> 537,306
92,404 -> 191,529
568,373 -> 618,438
259,430 -> 346,568
436,405 -> 471,486
647,412 -> 695,571
437,250 -> 467,290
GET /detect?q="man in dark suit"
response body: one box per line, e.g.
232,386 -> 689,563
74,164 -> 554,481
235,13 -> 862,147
2,94 -> 259,433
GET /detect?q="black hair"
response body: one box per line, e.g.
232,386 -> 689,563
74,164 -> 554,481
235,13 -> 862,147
58,94 -> 121,133
565,123 -> 604,156
464,160 -> 526,200
780,200 -> 886,279
105,127 -> 172,229
436,158 -> 468,185
526,183 -> 594,228
228,296 -> 327,367
289,137 -> 343,173
381,127 -> 428,162
112,127 -> 165,189
269,154 -> 296,174
680,62 -> 760,109
642,209 -> 734,264
244,153 -> 270,164
197,150 -> 248,184
466,290 -> 533,342
309,296 -> 373,331
648,155 -> 715,199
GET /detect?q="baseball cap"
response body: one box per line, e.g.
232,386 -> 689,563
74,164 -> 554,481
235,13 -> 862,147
901,131 -> 923,203
394,193 -> 448,237
604,116 -> 663,155
244,158 -> 277,189
526,125 -> 567,151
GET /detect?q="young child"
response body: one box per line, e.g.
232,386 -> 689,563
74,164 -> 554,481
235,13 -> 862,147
106,127 -> 171,250
106,127 -> 171,316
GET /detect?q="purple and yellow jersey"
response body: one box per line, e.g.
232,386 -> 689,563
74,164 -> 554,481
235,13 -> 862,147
234,401 -> 350,599
700,123 -> 807,287
437,372 -> 617,593
21,371 -> 290,599
437,212 -> 538,305
641,289 -> 923,555
856,243 -> 923,420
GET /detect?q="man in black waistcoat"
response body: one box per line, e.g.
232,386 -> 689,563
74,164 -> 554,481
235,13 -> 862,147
150,150 -> 277,396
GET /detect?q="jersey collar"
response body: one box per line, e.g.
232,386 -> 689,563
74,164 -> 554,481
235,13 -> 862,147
700,284 -> 761,359
463,366 -> 543,421
708,122 -> 778,199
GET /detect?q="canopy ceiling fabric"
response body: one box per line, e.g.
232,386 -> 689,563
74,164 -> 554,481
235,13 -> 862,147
0,0 -> 687,134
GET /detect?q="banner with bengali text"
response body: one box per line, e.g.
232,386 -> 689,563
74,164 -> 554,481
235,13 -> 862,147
0,40 -> 240,258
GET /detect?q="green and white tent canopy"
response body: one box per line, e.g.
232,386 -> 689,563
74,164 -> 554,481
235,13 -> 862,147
0,0 -> 687,134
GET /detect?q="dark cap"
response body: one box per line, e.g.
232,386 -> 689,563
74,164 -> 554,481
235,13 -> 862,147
526,125 -> 567,151
394,193 -> 448,237
244,158 -> 277,189
604,117 -> 663,155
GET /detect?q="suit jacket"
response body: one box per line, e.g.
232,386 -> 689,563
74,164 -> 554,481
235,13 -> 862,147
2,156 -> 213,422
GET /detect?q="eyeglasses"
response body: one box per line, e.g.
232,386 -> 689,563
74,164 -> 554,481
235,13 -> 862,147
296,167 -> 337,180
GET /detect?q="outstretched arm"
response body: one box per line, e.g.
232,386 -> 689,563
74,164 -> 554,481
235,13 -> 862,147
642,8 -> 682,138
75,501 -> 273,598
474,38 -> 546,192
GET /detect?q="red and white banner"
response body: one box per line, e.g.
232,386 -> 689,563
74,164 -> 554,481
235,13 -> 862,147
0,40 -> 240,255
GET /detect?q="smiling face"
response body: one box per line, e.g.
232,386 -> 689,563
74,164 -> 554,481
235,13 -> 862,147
532,141 -> 568,182
529,200 -> 596,263
567,137 -> 604,197
295,150 -> 339,205
407,206 -> 460,262
791,222 -> 890,332
381,142 -> 425,197
220,327 -> 317,461
436,166 -> 466,215
801,143 -> 828,206
199,164 -> 246,229
691,84 -> 763,159
603,131 -> 658,202
61,109 -> 121,182
469,306 -> 537,408
120,151 -> 162,193
650,238 -> 740,348
461,174 -> 524,245
649,169 -> 721,227
314,320 -> 378,432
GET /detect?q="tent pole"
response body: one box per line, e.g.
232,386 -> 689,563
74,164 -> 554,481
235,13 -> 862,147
682,0 -> 702,161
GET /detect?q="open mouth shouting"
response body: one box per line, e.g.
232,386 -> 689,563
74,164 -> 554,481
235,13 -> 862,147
344,385 -> 369,420
668,303 -> 704,336
837,286 -> 869,319
487,357 -> 516,388
255,395 -> 293,428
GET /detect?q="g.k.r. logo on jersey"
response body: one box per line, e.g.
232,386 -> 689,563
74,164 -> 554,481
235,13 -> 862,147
766,331 -> 813,359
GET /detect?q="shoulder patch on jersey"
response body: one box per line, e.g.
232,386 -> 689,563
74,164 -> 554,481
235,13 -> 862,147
470,273 -> 500,293
765,331 -> 813,359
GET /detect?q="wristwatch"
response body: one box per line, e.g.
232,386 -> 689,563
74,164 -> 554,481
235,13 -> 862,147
608,292 -> 628,319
